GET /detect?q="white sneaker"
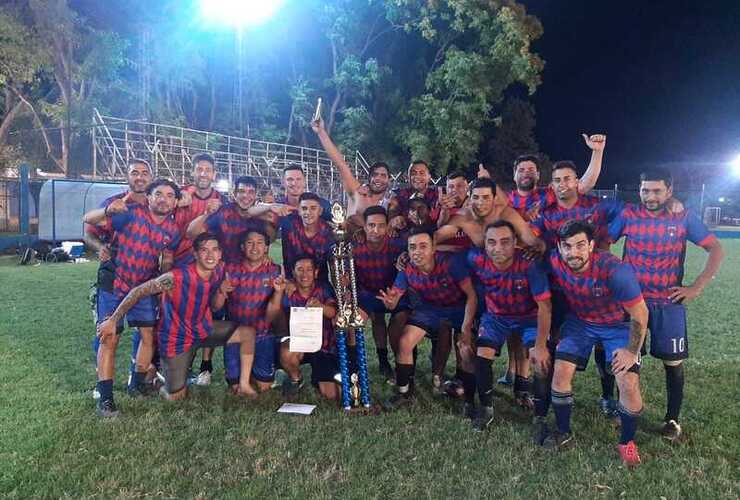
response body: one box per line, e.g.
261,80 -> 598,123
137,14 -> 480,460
195,371 -> 212,386
92,388 -> 101,400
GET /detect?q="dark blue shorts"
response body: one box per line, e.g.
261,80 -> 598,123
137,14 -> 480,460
477,313 -> 537,352
556,316 -> 640,373
407,304 -> 465,338
646,300 -> 688,360
96,288 -> 158,332
358,289 -> 409,315
253,333 -> 278,382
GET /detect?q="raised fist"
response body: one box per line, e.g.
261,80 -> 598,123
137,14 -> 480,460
582,134 -> 606,152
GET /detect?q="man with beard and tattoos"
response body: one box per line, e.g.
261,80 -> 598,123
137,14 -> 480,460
311,117 -> 393,226
84,179 -> 182,417
609,168 -> 724,441
84,158 -> 153,396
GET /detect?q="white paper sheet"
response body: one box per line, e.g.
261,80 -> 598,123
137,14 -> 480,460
277,403 -> 317,415
288,306 -> 323,353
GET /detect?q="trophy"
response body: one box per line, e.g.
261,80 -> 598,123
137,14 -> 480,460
328,203 -> 371,410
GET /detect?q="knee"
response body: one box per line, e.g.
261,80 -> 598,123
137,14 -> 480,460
664,359 -> 683,367
476,347 -> 496,360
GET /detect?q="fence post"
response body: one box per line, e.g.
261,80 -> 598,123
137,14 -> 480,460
19,164 -> 29,238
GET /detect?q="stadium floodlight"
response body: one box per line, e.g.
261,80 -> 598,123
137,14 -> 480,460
731,154 -> 740,178
215,179 -> 230,192
199,0 -> 285,28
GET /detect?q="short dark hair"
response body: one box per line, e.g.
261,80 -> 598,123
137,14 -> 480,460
447,170 -> 467,182
408,160 -> 430,172
292,254 -> 317,270
407,224 -> 435,241
234,176 -> 257,191
639,167 -> 673,189
408,193 -> 431,208
128,158 -> 152,172
193,232 -> 221,252
470,178 -> 497,194
551,160 -> 578,175
239,227 -> 271,247
147,178 -> 181,199
558,219 -> 594,242
484,220 -> 516,238
363,205 -> 388,222
514,154 -> 540,171
192,152 -> 216,169
283,165 -> 305,176
369,162 -> 390,177
299,192 -> 322,204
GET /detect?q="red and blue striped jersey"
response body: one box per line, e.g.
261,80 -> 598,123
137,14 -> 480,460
86,191 -> 141,245
609,205 -> 716,302
393,186 -> 440,221
508,187 -> 557,222
224,260 -> 281,335
530,194 -> 622,249
393,252 -> 471,307
352,236 -> 407,293
158,263 -> 225,358
467,247 -> 551,318
174,186 -> 226,265
282,286 -> 337,353
275,194 -> 333,222
546,249 -> 643,325
205,202 -> 267,264
280,213 -> 335,279
109,205 -> 181,297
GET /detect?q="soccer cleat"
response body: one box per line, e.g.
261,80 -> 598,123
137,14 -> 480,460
92,387 -> 101,400
195,370 -> 212,386
497,371 -> 513,386
532,416 -> 549,446
381,391 -> 415,411
282,377 -> 304,397
598,397 -> 620,419
443,378 -> 465,399
661,420 -> 682,441
96,398 -> 120,418
471,406 -> 494,432
463,402 -> 477,420
127,382 -> 156,399
617,440 -> 642,467
543,431 -> 575,451
515,391 -> 535,411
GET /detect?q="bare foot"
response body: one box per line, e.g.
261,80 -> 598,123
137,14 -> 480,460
237,384 -> 258,399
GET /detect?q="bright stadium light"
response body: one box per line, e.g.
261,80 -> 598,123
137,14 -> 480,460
199,0 -> 285,28
731,154 -> 740,178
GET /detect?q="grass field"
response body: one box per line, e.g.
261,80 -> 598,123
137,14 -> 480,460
1,241 -> 739,499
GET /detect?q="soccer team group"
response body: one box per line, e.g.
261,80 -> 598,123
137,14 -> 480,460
84,118 -> 724,466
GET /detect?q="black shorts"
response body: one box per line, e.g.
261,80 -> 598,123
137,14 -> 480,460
302,351 -> 339,385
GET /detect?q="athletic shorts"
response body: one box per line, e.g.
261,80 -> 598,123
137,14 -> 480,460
407,304 -> 465,338
253,334 -> 278,383
358,289 -> 409,315
555,316 -> 640,374
162,320 -> 238,393
646,300 -> 688,361
302,351 -> 339,385
96,288 -> 158,332
477,313 -> 537,352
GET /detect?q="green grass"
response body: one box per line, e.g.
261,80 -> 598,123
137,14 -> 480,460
1,242 -> 739,498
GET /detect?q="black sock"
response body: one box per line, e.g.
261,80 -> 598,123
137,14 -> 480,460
618,404 -> 642,444
552,390 -> 574,434
475,356 -> 493,407
377,348 -> 389,365
455,367 -> 464,382
200,360 -> 213,373
459,370 -> 476,405
533,371 -> 553,418
131,370 -> 146,389
396,363 -> 414,392
514,375 -> 531,396
595,348 -> 615,399
97,379 -> 114,401
411,347 -> 418,378
664,364 -> 685,422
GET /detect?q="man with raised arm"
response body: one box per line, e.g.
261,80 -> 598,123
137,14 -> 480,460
97,233 -> 257,404
609,167 -> 724,440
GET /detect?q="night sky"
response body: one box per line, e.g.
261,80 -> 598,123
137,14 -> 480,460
525,0 -> 740,186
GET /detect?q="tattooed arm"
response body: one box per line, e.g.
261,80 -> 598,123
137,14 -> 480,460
611,299 -> 648,373
96,273 -> 174,342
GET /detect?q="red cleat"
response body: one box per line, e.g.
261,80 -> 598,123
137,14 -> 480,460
617,441 -> 642,467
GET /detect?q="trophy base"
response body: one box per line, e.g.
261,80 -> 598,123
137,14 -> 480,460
342,404 -> 381,416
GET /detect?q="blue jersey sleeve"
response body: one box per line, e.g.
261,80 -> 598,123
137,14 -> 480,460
449,253 -> 471,283
608,263 -> 643,306
110,210 -> 133,232
526,260 -> 551,299
607,208 -> 627,242
599,198 -> 625,224
685,211 -> 714,247
393,269 -> 409,291
205,210 -> 223,234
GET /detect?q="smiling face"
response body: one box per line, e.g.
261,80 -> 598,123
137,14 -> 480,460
293,258 -> 317,291
485,225 -> 517,268
234,181 -> 257,210
640,180 -> 672,212
193,160 -> 216,190
194,238 -> 222,271
283,169 -> 306,198
299,199 -> 322,227
128,162 -> 152,194
470,186 -> 495,218
408,162 -> 431,193
369,166 -> 390,194
148,184 -> 178,216
241,231 -> 268,265
558,231 -> 595,273
551,167 -> 579,202
407,232 -> 435,270
514,160 -> 539,192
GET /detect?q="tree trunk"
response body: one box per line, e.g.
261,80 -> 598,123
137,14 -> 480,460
0,93 -> 23,147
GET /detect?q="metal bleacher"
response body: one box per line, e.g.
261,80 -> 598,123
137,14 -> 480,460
90,108 -> 371,203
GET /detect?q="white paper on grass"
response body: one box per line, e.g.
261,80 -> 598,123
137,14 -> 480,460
288,306 -> 323,353
277,403 -> 317,415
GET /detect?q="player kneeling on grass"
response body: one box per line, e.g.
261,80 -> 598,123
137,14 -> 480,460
97,233 -> 257,407
545,220 -> 648,466
465,221 -> 552,432
279,256 -> 340,400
